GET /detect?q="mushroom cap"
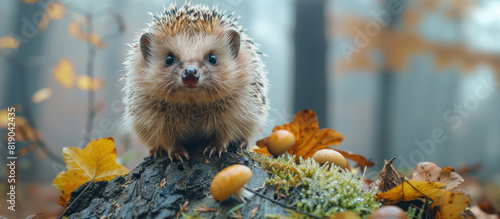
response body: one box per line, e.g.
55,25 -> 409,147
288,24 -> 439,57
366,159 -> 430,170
368,206 -> 408,219
312,149 -> 347,168
210,164 -> 252,202
267,130 -> 296,156
332,210 -> 362,219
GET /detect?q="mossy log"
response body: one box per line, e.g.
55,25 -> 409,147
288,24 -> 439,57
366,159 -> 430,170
62,144 -> 290,218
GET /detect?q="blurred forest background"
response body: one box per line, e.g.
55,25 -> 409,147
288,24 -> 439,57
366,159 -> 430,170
1,0 -> 499,217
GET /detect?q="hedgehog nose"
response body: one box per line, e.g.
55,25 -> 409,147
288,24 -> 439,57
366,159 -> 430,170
182,67 -> 199,84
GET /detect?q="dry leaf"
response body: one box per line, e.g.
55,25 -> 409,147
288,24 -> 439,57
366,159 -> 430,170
52,137 -> 129,207
374,161 -> 472,219
0,36 -> 20,49
32,88 -> 53,103
53,59 -> 76,88
77,75 -> 104,91
432,190 -> 471,219
412,162 -> 464,191
371,157 -> 405,193
374,180 -> 446,205
22,0 -> 38,3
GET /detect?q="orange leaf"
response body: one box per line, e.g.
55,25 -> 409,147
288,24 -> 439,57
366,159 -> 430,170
256,110 -> 359,164
22,0 -> 38,3
254,110 -> 373,168
374,180 -> 446,205
334,149 -> 375,169
432,190 -> 471,219
77,75 -> 104,91
0,36 -> 20,49
32,88 -> 53,103
53,59 -> 76,88
52,137 -> 129,207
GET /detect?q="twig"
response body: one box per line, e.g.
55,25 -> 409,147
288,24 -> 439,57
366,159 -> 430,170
243,187 -> 321,219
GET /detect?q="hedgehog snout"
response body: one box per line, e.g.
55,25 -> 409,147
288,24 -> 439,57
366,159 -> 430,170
182,66 -> 199,87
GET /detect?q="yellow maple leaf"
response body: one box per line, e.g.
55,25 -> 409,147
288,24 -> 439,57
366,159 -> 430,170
53,59 -> 76,88
53,137 -> 129,207
374,180 -> 446,205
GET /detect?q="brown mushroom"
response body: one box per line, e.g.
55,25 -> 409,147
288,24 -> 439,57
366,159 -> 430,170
266,130 -> 296,156
368,206 -> 408,219
312,149 -> 347,169
210,164 -> 253,202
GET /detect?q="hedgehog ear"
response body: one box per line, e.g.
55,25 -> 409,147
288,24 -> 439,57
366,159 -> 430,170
227,30 -> 240,58
140,33 -> 153,61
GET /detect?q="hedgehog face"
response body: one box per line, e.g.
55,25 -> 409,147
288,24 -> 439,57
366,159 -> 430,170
138,29 -> 242,104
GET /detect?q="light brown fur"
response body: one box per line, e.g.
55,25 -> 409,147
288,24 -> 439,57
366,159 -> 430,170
121,4 -> 269,161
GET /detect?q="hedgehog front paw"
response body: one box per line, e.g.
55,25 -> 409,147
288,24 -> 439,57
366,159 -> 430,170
203,143 -> 227,158
165,144 -> 190,163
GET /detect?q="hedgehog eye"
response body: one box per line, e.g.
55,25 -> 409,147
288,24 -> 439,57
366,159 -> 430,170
207,53 -> 217,65
165,53 -> 175,66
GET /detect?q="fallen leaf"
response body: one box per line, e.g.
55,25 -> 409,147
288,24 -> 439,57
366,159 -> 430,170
53,59 -> 76,88
77,75 -> 104,91
52,137 -> 129,207
412,162 -> 464,191
255,109 -> 344,162
0,36 -> 20,49
334,148 -> 375,169
22,0 -> 38,3
432,190 -> 471,219
371,157 -> 405,193
32,88 -> 53,103
375,180 -> 446,205
254,110 -> 373,168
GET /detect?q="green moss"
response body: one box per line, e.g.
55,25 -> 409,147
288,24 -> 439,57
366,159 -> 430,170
246,153 -> 381,218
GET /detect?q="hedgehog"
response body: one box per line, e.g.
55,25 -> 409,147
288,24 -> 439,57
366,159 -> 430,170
121,3 -> 269,162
